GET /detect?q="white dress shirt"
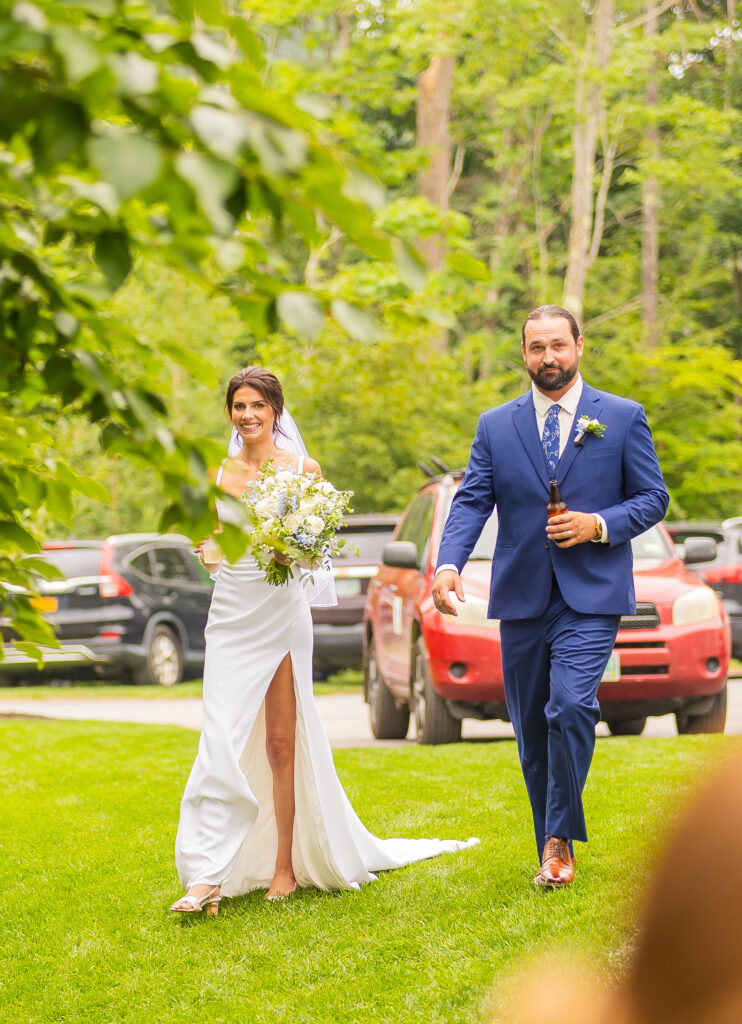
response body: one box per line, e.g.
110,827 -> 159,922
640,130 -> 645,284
435,375 -> 608,577
532,374 -> 583,459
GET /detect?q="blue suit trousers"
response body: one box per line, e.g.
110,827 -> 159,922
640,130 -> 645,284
499,577 -> 620,859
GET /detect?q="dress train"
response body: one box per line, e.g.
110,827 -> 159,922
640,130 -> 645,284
175,554 -> 478,896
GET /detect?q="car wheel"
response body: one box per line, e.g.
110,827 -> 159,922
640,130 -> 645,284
605,717 -> 647,736
135,624 -> 183,687
366,637 -> 409,740
412,637 -> 462,745
676,684 -> 727,735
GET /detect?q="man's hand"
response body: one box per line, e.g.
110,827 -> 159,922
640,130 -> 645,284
546,511 -> 600,548
432,569 -> 466,616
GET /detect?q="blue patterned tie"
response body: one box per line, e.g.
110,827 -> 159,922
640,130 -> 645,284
541,403 -> 561,477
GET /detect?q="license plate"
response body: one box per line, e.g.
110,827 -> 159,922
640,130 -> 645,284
334,577 -> 362,598
601,650 -> 620,682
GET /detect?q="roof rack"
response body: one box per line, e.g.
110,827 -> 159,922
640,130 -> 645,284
418,455 -> 464,480
429,455 -> 455,474
416,462 -> 465,493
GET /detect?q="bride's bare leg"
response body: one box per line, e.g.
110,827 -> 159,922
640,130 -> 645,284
264,653 -> 298,900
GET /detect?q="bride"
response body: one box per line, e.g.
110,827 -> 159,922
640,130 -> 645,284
171,366 -> 477,914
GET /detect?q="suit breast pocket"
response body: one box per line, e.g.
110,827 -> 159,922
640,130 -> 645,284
584,444 -> 620,460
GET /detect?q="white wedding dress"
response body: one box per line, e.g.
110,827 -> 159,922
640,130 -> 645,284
175,459 -> 478,896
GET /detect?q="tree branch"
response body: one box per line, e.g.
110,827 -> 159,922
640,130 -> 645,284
583,296 -> 642,328
548,23 -> 576,54
588,112 -> 622,266
443,145 -> 465,205
304,225 -> 343,286
616,0 -> 676,34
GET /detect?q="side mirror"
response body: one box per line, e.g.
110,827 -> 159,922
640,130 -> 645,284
683,537 -> 717,565
382,541 -> 420,570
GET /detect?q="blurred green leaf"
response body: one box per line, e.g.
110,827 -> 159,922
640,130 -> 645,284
277,291 -> 325,341
392,240 -> 427,291
331,300 -> 381,343
175,151 -> 238,235
94,231 -> 132,292
447,252 -> 491,282
88,133 -> 164,199
52,25 -> 103,82
0,520 -> 40,553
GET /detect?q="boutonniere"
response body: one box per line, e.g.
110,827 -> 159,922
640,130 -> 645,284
574,415 -> 606,446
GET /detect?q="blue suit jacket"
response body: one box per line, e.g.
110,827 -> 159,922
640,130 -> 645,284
436,384 -> 669,620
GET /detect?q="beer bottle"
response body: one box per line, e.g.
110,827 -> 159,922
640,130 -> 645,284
547,478 -> 568,519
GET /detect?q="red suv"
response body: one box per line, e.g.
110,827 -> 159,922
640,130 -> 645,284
363,473 -> 731,744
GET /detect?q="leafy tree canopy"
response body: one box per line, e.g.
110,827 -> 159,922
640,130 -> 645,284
0,0 -> 431,659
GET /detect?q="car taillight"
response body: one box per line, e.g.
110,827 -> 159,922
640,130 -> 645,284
98,543 -> 133,598
703,563 -> 742,585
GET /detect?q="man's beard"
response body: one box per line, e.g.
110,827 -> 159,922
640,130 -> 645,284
528,362 -> 578,391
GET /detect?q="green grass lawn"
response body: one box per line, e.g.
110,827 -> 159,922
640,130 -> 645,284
0,720 -> 733,1024
0,668 -> 362,700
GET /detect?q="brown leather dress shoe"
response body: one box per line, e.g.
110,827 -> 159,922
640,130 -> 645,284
534,836 -> 576,887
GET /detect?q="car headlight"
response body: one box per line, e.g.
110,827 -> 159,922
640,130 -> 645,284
447,594 -> 499,631
672,586 -> 719,626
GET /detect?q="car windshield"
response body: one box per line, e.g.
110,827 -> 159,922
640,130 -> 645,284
41,547 -> 101,577
632,525 -> 673,559
337,530 -> 395,563
469,512 -> 499,560
441,503 -> 672,562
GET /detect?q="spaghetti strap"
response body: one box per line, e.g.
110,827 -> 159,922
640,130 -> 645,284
215,459 -> 227,487
296,455 -> 305,474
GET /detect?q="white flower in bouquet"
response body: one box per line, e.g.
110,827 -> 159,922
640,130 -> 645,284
254,499 -> 278,520
305,515 -> 325,536
283,512 -> 303,532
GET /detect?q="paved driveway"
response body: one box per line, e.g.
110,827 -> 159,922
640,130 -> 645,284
1,682 -> 741,748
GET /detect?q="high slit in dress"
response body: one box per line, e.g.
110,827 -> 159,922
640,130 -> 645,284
175,459 -> 478,895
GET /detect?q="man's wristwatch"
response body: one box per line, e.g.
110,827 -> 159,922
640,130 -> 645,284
593,515 -> 603,541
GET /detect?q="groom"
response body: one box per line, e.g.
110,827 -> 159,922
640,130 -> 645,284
433,305 -> 668,886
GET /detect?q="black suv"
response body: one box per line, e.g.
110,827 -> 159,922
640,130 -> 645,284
666,518 -> 742,659
1,535 -> 213,686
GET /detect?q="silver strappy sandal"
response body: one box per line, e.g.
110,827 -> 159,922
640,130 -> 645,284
170,885 -> 221,916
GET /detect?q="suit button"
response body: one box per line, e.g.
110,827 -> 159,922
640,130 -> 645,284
544,541 -> 549,549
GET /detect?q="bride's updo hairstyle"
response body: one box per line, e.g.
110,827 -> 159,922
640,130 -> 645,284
225,366 -> 286,439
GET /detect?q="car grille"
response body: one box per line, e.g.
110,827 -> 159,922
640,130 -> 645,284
621,665 -> 668,675
618,603 -> 660,630
614,640 -> 664,649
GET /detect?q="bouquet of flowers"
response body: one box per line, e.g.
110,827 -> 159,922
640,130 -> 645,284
240,460 -> 354,586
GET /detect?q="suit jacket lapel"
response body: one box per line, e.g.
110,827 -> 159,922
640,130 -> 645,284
512,393 -> 550,492
558,384 -> 604,485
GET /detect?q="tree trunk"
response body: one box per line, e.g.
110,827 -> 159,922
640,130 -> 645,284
641,2 -> 660,350
417,54 -> 455,273
336,6 -> 351,52
416,53 -> 455,350
563,0 -> 614,324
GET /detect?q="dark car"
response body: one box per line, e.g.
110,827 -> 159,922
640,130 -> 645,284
1,534 -> 213,686
311,514 -> 399,678
363,474 -> 731,743
665,518 -> 742,660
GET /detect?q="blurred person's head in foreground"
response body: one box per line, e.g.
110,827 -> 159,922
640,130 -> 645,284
495,749 -> 742,1024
